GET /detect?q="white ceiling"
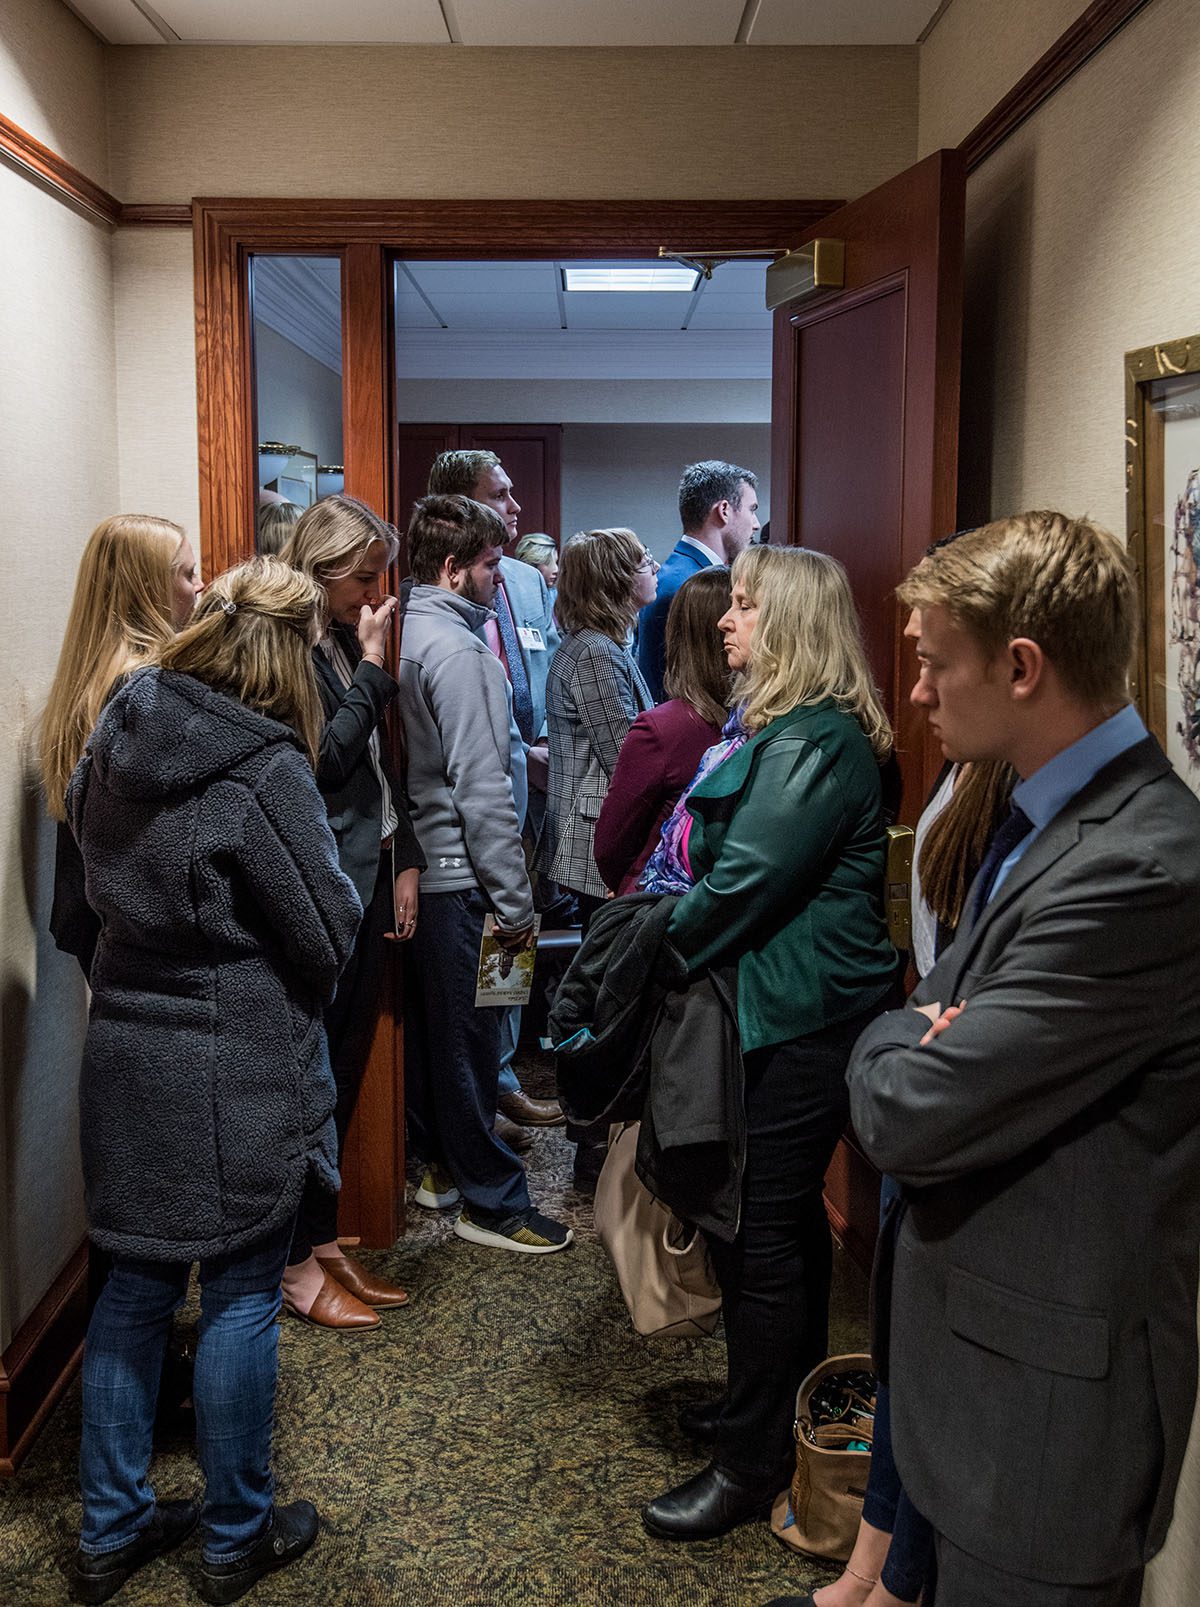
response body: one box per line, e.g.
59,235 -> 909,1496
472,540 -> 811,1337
68,0 -> 944,47
251,256 -> 774,381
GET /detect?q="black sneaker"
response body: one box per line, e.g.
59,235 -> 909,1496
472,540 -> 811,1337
71,1498 -> 199,1603
197,1501 -> 318,1604
453,1206 -> 573,1255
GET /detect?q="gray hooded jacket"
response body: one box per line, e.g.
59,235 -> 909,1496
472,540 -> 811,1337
397,585 -> 533,930
67,667 -> 362,1262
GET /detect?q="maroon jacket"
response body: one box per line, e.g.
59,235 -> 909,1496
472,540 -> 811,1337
593,699 -> 721,895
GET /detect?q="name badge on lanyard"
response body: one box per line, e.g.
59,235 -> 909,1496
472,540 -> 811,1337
517,627 -> 546,652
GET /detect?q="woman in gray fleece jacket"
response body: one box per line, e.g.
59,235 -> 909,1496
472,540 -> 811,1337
66,559 -> 361,1607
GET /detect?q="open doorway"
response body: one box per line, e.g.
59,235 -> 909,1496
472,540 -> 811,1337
245,250 -> 773,560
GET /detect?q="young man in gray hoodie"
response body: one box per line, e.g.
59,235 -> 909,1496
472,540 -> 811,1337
398,494 -> 571,1254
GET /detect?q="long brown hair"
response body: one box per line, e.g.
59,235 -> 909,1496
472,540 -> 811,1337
919,759 -> 1016,931
157,558 -> 326,766
40,514 -> 185,819
663,567 -> 732,727
555,527 -> 645,641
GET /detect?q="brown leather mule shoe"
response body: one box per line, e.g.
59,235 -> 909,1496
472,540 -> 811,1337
495,1114 -> 534,1154
316,1251 -> 409,1310
282,1267 -> 379,1330
498,1089 -> 566,1127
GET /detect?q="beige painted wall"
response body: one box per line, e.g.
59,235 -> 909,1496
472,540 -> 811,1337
105,44 -> 916,203
918,0 -> 1084,156
0,164 -> 117,1349
112,228 -> 201,539
956,0 -> 1200,538
395,378 -> 771,425
0,0 -> 109,185
562,424 -> 770,560
254,323 -> 343,471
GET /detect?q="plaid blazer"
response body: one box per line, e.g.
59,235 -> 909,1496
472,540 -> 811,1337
538,629 -> 652,899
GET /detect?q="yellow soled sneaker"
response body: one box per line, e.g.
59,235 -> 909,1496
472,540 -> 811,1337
414,1166 -> 460,1210
453,1207 -> 573,1255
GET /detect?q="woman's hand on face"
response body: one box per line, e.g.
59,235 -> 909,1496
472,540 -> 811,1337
357,596 -> 397,662
390,866 -> 420,941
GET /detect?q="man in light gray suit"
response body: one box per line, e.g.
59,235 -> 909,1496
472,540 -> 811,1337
427,449 -> 564,1130
845,513 -> 1200,1607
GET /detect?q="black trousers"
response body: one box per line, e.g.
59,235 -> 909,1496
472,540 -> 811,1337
289,854 -> 392,1264
934,1535 -> 1143,1607
706,1011 -> 870,1481
403,887 -> 531,1223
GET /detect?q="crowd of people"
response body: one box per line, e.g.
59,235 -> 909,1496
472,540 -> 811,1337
39,449 -> 1200,1607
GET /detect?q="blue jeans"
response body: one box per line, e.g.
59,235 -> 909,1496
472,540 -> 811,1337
498,1005 -> 521,1097
79,1220 -> 292,1563
403,887 -> 530,1224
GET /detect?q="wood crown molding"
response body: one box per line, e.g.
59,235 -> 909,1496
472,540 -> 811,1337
960,0 -> 1158,173
0,111 -> 120,226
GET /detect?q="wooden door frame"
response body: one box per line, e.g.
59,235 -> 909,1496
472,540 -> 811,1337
194,197 -> 841,572
194,195 -> 840,1246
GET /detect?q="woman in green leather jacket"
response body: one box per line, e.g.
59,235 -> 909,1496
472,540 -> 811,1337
641,544 -> 898,1544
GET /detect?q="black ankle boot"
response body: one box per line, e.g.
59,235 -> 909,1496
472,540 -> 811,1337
197,1501 -> 318,1604
71,1499 -> 199,1603
678,1397 -> 725,1444
641,1461 -> 780,1541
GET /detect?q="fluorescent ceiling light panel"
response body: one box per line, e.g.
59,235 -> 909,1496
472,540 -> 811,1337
562,267 -> 701,293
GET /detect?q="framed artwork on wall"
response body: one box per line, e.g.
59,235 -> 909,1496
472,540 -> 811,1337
1126,332 -> 1200,801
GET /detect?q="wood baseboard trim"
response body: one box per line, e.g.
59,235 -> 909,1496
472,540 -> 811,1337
960,0 -> 1157,173
0,113 -> 121,226
0,1242 -> 89,1477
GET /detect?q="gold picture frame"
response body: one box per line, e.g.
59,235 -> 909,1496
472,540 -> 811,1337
1125,332 -> 1200,799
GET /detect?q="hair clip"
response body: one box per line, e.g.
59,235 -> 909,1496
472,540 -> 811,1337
220,599 -> 237,615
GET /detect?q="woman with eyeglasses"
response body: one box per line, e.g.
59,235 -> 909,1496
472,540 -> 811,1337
538,527 -> 658,1189
538,527 -> 658,933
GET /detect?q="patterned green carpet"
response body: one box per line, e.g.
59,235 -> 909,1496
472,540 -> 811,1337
0,1053 -> 869,1605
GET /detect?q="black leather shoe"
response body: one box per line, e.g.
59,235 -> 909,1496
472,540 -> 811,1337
641,1461 -> 778,1541
71,1499 -> 199,1603
678,1397 -> 725,1444
762,1597 -> 817,1606
197,1501 -> 318,1604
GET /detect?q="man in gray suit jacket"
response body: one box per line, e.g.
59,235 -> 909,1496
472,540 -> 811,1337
845,512 -> 1200,1607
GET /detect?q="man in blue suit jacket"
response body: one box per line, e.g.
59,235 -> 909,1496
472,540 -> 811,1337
636,460 -> 760,701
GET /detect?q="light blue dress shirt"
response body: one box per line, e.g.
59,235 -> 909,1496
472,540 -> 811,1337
990,702 -> 1148,900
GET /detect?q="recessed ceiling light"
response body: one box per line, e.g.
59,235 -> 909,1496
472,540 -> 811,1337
562,266 -> 701,293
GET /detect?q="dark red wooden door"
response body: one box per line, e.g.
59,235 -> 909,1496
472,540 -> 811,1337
772,147 -> 965,824
770,149 -> 965,1272
394,423 -> 562,560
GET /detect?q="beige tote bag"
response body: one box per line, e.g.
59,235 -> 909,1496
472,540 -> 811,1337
593,1122 -> 721,1339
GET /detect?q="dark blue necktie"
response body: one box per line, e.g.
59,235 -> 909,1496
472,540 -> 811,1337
971,803 -> 1034,921
495,585 -> 534,746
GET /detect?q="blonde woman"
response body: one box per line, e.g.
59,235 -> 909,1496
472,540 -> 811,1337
641,546 -> 898,1542
278,495 -> 425,1327
68,558 -> 361,1605
512,531 -> 559,595
43,514 -> 200,973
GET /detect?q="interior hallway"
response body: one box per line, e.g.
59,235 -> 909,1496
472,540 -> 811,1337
0,1049 -> 869,1606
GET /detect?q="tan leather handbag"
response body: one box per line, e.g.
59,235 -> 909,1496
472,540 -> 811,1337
771,1354 -> 876,1562
593,1122 -> 721,1339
